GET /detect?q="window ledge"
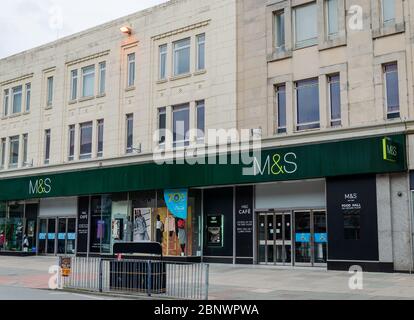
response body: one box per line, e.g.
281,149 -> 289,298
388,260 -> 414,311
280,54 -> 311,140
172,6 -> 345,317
78,96 -> 95,103
68,100 -> 78,105
193,69 -> 207,76
156,79 -> 168,85
125,86 -> 136,92
22,111 -> 30,116
170,73 -> 192,81
319,38 -> 347,51
293,127 -> 321,134
267,49 -> 293,62
8,113 -> 22,119
293,41 -> 318,51
372,22 -> 405,39
45,106 -> 53,110
96,93 -> 106,99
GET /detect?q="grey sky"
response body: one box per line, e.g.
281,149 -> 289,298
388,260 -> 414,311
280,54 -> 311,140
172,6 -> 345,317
0,0 -> 169,59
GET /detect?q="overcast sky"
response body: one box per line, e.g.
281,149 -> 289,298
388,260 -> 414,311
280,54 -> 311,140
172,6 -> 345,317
0,0 -> 169,59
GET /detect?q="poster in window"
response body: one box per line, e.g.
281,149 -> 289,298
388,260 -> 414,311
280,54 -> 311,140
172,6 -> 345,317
207,215 -> 223,247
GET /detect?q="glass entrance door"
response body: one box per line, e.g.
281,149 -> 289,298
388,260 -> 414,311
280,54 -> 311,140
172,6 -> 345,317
258,212 -> 292,265
294,210 -> 327,266
38,217 -> 77,256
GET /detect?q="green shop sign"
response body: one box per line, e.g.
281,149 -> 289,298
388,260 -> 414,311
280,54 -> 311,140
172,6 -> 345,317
382,137 -> 398,162
0,134 -> 407,201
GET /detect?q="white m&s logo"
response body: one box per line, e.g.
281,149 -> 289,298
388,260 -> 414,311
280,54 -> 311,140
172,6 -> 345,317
29,178 -> 52,195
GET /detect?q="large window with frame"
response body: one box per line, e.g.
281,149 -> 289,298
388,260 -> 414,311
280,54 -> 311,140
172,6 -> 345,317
22,134 -> 28,166
82,66 -> 95,98
296,78 -> 320,131
384,62 -> 400,119
127,53 -> 136,87
196,34 -> 205,71
79,122 -> 93,160
47,77 -> 54,107
99,62 -> 106,95
68,125 -> 75,161
173,38 -> 191,76
326,0 -> 339,38
158,108 -> 166,146
70,70 -> 78,101
328,74 -> 341,126
196,100 -> 205,142
0,138 -> 5,169
294,2 -> 318,48
97,119 -> 104,158
25,83 -> 31,112
12,86 -> 22,114
382,0 -> 395,26
173,104 -> 190,147
274,11 -> 285,50
3,89 -> 9,117
159,45 -> 167,80
44,129 -> 51,165
126,114 -> 134,154
9,136 -> 19,168
276,84 -> 286,133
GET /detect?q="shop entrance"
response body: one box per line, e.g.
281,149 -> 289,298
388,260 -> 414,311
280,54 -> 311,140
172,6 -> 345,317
38,217 -> 76,255
258,212 -> 292,265
257,210 -> 327,267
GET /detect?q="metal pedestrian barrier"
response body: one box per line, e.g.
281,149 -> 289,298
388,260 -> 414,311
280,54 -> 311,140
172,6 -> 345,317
60,256 -> 209,300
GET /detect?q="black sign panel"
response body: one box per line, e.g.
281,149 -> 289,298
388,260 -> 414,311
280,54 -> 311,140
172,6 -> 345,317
235,186 -> 254,258
76,196 -> 89,253
206,215 -> 223,247
327,175 -> 379,261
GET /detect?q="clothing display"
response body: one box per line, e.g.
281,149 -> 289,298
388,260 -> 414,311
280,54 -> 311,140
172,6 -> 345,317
165,215 -> 176,232
156,220 -> 164,243
178,228 -> 186,246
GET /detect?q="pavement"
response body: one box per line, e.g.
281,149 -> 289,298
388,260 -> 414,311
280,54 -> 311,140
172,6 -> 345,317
0,256 -> 414,300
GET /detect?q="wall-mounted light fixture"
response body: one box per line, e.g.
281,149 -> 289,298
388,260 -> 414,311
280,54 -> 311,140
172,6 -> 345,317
120,26 -> 132,35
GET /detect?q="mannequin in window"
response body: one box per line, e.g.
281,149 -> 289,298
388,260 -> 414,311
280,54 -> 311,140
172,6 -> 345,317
177,219 -> 186,256
156,215 -> 164,244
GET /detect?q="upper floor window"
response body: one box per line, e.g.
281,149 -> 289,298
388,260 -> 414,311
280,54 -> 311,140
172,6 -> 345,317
0,138 -> 6,169
68,125 -> 75,161
70,70 -> 78,101
44,129 -> 51,165
196,100 -> 205,142
158,108 -> 166,146
127,53 -> 136,87
276,84 -> 287,134
3,89 -> 9,117
79,122 -> 93,160
196,34 -> 206,71
159,45 -> 167,80
384,62 -> 400,119
294,2 -> 318,48
25,83 -> 31,112
326,0 -> 339,38
126,114 -> 134,154
173,38 -> 191,76
382,0 -> 395,26
99,62 -> 106,95
274,11 -> 285,50
12,85 -> 23,114
9,135 -> 19,168
328,74 -> 341,126
97,119 -> 104,158
22,133 -> 28,166
295,78 -> 320,131
47,76 -> 54,107
173,104 -> 190,147
82,65 -> 95,98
